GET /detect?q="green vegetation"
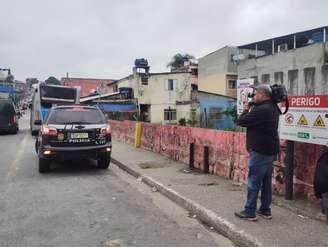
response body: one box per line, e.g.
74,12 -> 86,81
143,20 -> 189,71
167,53 -> 195,71
178,118 -> 186,126
45,76 -> 60,85
223,105 -> 237,123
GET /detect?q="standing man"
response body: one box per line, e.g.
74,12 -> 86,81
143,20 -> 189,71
235,84 -> 280,221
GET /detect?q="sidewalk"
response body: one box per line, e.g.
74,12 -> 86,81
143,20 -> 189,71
111,140 -> 328,247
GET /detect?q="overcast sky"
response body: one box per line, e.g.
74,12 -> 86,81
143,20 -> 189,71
0,0 -> 327,81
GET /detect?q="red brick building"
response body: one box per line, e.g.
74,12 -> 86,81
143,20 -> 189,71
61,77 -> 116,97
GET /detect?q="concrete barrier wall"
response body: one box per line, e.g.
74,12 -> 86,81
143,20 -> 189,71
110,120 -> 324,202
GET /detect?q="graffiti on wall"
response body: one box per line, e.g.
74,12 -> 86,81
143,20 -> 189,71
110,120 -> 325,202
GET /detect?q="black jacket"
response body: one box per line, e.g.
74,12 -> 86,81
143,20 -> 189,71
237,100 -> 280,155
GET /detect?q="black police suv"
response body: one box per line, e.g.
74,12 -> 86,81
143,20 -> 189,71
0,99 -> 19,134
35,105 -> 111,173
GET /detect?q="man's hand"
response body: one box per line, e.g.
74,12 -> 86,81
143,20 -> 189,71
243,101 -> 250,112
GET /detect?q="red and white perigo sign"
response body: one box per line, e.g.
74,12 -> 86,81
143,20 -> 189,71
279,95 -> 328,146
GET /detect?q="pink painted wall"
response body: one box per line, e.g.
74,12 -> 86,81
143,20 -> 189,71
110,120 -> 325,202
61,78 -> 115,97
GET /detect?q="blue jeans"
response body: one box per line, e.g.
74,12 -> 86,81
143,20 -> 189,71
244,150 -> 276,216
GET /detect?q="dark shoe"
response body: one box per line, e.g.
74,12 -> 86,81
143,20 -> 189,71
257,210 -> 272,220
234,210 -> 257,222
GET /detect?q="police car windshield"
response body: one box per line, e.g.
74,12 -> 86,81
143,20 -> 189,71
47,107 -> 106,125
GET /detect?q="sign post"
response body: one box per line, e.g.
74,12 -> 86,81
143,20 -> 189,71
285,140 -> 294,200
279,95 -> 328,200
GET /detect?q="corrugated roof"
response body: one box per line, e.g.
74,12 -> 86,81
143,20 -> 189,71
238,26 -> 327,50
80,92 -> 120,103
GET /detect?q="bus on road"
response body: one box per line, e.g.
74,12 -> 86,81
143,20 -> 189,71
30,83 -> 80,135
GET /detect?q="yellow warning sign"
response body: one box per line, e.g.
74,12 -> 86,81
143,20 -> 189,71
297,114 -> 308,125
313,115 -> 325,127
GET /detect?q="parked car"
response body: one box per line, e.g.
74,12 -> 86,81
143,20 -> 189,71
35,105 -> 112,173
0,99 -> 19,134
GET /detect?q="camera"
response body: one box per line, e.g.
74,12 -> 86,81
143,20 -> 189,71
247,91 -> 255,98
271,84 -> 289,114
270,84 -> 287,103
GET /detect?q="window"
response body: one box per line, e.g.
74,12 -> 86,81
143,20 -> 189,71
288,70 -> 298,95
0,100 -> 15,115
274,72 -> 284,84
47,108 -> 106,124
191,68 -> 198,76
164,108 -> 176,121
261,74 -> 270,84
113,85 -> 118,92
250,76 -> 258,86
141,76 -> 148,85
304,67 -> 315,95
40,85 -> 76,102
209,107 -> 222,119
165,79 -> 176,91
227,80 -> 237,89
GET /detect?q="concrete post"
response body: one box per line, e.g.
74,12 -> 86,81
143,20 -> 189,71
324,27 -> 326,43
203,146 -> 209,174
272,39 -> 275,54
293,35 -> 297,49
189,143 -> 194,170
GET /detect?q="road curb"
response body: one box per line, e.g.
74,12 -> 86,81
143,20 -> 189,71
111,157 -> 262,247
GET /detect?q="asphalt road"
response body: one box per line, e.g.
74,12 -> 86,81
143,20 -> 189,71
0,113 -> 234,247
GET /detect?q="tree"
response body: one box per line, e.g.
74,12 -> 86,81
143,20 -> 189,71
45,76 -> 60,85
167,53 -> 195,71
